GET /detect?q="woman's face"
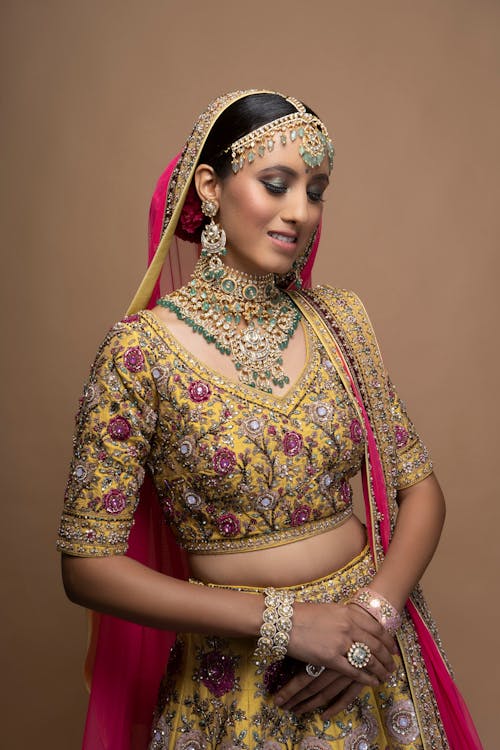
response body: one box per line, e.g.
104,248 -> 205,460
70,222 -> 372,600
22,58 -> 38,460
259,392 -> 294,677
213,140 -> 330,277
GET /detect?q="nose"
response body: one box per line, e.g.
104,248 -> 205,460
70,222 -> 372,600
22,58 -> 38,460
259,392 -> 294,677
281,186 -> 310,225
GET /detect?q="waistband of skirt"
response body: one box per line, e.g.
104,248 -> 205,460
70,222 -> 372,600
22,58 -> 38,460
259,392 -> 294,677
189,544 -> 376,602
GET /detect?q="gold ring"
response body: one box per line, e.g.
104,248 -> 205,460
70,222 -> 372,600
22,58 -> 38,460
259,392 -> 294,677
346,641 -> 371,669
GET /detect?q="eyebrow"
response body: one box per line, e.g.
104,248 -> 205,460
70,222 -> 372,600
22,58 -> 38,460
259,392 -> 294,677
257,164 -> 329,183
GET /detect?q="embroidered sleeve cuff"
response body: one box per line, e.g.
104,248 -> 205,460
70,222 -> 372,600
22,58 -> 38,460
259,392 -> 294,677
395,439 -> 434,490
56,512 -> 132,556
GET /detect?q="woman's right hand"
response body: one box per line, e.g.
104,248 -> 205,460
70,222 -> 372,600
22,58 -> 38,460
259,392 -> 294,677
287,601 -> 397,687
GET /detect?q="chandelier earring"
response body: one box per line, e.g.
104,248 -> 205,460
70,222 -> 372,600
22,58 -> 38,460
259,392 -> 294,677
200,199 -> 227,274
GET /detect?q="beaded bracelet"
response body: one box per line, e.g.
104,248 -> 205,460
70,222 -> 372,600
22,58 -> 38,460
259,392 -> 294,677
254,588 -> 295,665
348,588 -> 402,634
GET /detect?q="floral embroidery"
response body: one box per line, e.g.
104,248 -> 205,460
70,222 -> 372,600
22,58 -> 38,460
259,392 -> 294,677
103,489 -> 126,514
395,424 -> 409,448
123,346 -> 145,372
340,480 -> 352,504
244,417 -> 263,437
57,307 -> 432,558
199,650 -> 236,697
185,491 -> 203,510
299,739 -> 331,750
256,492 -> 278,511
291,505 -> 311,526
188,380 -> 212,403
217,513 -> 240,537
386,698 -> 420,742
179,436 -> 195,458
173,730 -> 207,750
107,416 -> 131,441
282,431 -> 303,456
213,448 -> 237,475
309,401 -> 332,422
263,658 -> 299,694
350,418 -> 363,444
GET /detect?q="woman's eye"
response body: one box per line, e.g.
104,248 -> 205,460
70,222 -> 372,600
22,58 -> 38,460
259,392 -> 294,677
307,191 -> 325,203
262,181 -> 287,195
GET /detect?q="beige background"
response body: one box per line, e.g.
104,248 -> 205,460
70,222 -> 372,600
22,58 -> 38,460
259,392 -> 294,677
1,1 -> 498,746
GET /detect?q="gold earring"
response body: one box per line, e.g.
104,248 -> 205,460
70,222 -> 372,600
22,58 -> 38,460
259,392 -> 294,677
200,200 -> 227,272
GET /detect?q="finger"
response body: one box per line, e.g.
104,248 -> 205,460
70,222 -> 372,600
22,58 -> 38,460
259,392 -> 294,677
279,670 -> 342,711
321,681 -> 364,720
274,671 -> 315,707
293,676 -> 353,716
328,654 -> 379,687
349,631 -> 395,678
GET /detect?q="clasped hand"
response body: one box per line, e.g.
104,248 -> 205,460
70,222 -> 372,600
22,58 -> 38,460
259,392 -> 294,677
277,602 -> 398,718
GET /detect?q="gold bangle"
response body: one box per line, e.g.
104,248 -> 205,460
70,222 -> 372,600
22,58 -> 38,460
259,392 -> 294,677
254,588 -> 295,665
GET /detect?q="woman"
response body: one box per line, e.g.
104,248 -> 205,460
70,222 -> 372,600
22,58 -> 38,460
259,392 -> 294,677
57,90 -> 482,750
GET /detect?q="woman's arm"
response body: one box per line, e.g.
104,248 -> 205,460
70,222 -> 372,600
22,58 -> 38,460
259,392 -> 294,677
366,472 -> 446,610
61,551 -> 395,686
274,472 -> 446,715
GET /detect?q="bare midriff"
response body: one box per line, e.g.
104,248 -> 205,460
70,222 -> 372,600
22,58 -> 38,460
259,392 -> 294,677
188,514 -> 367,588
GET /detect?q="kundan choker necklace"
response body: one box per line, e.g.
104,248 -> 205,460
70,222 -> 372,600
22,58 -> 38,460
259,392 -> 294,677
157,257 -> 302,393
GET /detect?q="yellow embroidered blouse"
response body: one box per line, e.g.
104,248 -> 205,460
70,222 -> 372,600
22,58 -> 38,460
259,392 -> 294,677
57,294 -> 433,558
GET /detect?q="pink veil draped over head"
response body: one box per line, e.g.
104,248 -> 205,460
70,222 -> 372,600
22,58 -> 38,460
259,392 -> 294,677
82,91 -> 321,750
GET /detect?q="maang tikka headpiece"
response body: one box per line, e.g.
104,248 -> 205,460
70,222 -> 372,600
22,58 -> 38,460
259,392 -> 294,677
229,96 -> 334,175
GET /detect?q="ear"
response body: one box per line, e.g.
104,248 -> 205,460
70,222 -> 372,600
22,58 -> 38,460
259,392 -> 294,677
194,164 -> 221,205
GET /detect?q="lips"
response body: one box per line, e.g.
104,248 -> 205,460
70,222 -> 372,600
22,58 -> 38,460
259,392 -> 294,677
268,231 -> 297,245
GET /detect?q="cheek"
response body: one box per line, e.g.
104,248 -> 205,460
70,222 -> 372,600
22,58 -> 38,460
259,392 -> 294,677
222,183 -> 275,231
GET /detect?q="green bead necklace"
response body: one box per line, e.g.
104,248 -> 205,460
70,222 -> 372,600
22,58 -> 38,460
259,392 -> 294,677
157,258 -> 302,393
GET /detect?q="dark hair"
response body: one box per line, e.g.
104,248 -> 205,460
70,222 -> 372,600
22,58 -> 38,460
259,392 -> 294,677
198,93 -> 318,177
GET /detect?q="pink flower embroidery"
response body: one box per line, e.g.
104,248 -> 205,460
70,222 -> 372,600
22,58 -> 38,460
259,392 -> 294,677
299,739 -> 331,750
160,496 -> 174,520
188,380 -> 212,403
123,346 -> 145,372
107,416 -> 131,441
199,650 -> 236,697
340,480 -> 352,504
350,418 -> 363,444
291,505 -> 311,526
217,513 -> 240,537
121,314 -> 139,324
173,731 -> 207,750
395,424 -> 409,448
213,448 -> 236,475
263,658 -> 299,694
283,431 -> 303,456
103,489 -> 126,514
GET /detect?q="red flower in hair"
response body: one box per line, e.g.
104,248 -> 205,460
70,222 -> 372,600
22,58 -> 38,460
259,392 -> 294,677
175,184 -> 204,242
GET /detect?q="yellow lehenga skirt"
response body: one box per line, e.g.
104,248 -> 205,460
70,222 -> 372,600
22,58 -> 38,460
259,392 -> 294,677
148,546 -> 423,750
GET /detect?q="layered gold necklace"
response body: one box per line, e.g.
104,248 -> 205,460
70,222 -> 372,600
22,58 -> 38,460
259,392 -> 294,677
157,257 -> 302,393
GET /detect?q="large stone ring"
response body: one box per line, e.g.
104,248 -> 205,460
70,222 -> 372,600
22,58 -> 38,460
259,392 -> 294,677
346,641 -> 371,669
305,663 -> 326,678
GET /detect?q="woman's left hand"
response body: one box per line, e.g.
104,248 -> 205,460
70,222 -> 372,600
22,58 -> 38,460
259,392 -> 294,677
274,668 -> 364,718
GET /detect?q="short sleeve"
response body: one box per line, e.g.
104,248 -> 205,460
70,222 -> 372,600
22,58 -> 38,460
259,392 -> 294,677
56,320 -> 158,556
387,376 -> 434,490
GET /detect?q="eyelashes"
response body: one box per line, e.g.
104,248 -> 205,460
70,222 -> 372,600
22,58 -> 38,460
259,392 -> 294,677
261,181 -> 325,203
